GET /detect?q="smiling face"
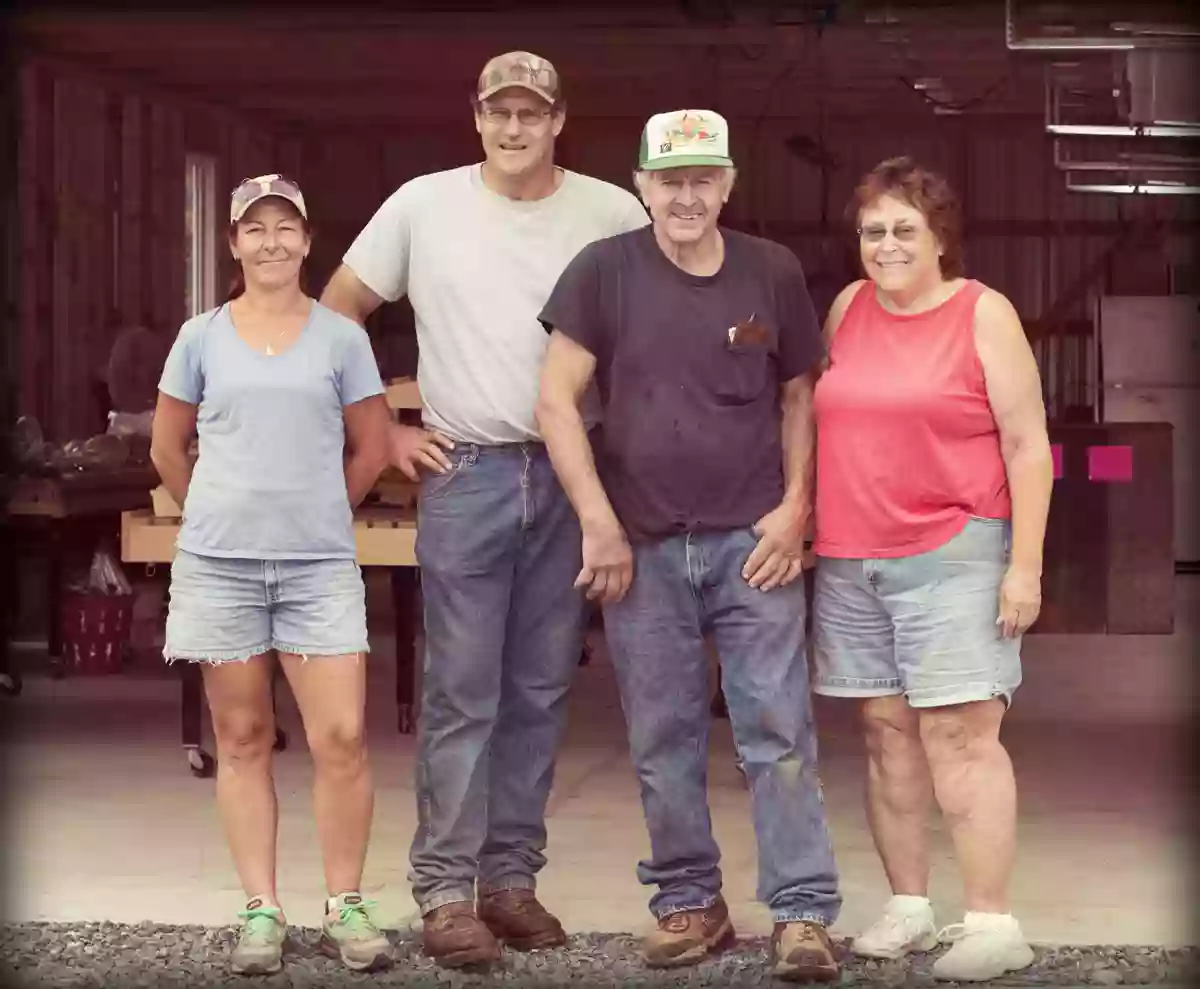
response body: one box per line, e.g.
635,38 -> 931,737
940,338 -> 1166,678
474,88 -> 564,179
857,193 -> 944,295
230,198 -> 310,293
637,166 -> 733,246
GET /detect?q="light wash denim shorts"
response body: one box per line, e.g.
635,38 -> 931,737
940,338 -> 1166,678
163,549 -> 370,664
812,517 -> 1022,708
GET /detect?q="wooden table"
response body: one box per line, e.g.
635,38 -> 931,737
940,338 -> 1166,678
121,507 -> 422,777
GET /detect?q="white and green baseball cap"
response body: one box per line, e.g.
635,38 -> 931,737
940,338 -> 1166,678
638,109 -> 734,170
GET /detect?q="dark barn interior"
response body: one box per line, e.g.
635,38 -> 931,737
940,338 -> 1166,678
1,2 -> 1197,983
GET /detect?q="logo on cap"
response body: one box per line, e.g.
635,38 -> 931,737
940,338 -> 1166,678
660,113 -> 719,154
640,110 -> 734,171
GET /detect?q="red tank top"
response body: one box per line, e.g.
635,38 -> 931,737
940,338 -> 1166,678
813,279 -> 1010,558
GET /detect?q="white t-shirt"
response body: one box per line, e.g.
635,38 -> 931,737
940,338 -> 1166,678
342,164 -> 650,444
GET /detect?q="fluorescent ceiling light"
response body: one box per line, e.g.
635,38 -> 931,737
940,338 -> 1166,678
1047,123 -> 1200,137
1066,182 -> 1200,194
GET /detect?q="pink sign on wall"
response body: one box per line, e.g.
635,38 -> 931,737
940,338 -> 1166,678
1051,443 -> 1063,479
1087,445 -> 1134,482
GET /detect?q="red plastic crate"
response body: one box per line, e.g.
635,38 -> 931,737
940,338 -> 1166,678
60,590 -> 133,675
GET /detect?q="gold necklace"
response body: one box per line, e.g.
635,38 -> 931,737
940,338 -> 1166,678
264,325 -> 290,356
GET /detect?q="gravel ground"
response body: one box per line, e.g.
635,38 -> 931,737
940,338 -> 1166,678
1,924 -> 1196,989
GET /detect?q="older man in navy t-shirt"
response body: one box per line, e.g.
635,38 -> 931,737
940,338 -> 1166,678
535,110 -> 842,983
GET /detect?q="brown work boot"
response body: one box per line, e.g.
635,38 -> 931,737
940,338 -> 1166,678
771,920 -> 840,982
421,901 -> 501,969
478,888 -> 567,950
643,897 -> 735,968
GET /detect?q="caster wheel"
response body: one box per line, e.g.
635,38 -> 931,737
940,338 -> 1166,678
273,728 -> 288,752
0,672 -> 21,697
187,748 -> 215,778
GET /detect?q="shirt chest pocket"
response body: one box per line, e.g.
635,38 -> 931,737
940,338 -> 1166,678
711,309 -> 777,407
712,344 -> 772,404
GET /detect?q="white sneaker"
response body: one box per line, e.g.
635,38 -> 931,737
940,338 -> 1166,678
852,895 -> 939,959
932,912 -> 1034,981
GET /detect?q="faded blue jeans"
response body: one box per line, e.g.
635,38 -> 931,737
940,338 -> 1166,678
602,526 -> 841,926
408,441 -> 586,914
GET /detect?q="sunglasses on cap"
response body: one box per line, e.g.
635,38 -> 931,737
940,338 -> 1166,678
229,174 -> 307,224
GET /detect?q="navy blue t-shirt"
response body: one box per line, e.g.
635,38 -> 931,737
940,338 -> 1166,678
539,225 -> 824,544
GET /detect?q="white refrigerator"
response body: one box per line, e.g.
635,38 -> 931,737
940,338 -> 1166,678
1097,295 -> 1200,564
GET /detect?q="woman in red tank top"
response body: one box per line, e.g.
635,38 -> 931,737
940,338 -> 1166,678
811,158 -> 1053,981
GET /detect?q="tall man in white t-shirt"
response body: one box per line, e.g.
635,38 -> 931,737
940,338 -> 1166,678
321,52 -> 649,969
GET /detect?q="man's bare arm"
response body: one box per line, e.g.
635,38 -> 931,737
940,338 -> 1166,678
742,372 -> 815,591
780,372 -> 816,520
535,331 -> 616,531
535,330 -> 632,603
321,266 -> 387,329
321,265 -> 455,479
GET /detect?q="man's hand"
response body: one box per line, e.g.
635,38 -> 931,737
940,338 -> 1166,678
576,517 -> 634,604
998,564 -> 1041,638
388,422 -> 455,481
743,500 -> 808,591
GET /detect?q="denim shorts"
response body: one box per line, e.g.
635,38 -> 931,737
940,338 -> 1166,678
163,549 -> 370,664
812,517 -> 1022,708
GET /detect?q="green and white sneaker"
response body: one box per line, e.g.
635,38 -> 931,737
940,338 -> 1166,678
320,892 -> 395,971
230,898 -> 287,975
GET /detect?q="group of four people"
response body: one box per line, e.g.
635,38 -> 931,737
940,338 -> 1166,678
150,50 -> 1053,984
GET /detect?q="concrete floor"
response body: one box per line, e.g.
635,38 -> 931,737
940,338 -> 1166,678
3,576 -> 1196,948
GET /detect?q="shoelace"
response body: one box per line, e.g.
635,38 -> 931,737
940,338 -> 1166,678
236,905 -> 283,940
867,911 -> 925,943
333,898 -> 380,936
790,921 -> 823,936
937,922 -> 966,943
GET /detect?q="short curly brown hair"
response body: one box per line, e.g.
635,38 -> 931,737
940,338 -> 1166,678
848,156 -> 965,279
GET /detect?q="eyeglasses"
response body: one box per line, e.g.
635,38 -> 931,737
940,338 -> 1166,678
858,223 -> 922,244
478,106 -> 553,127
230,174 -> 305,218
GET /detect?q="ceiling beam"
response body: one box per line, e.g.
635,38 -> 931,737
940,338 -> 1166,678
17,12 -> 1023,56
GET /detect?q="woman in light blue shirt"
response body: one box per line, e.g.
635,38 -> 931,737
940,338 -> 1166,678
151,175 -> 393,976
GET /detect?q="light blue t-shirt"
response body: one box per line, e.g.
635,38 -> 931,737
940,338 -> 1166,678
158,300 -> 385,560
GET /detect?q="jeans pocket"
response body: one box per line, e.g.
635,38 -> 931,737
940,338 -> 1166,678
419,448 -> 477,502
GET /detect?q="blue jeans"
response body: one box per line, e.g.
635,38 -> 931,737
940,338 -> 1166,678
408,441 -> 586,913
602,527 -> 841,926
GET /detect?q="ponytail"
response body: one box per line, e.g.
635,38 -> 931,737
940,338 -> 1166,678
226,267 -> 246,301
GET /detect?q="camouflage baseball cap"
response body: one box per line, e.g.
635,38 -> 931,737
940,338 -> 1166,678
477,51 -> 560,104
230,174 -> 307,224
